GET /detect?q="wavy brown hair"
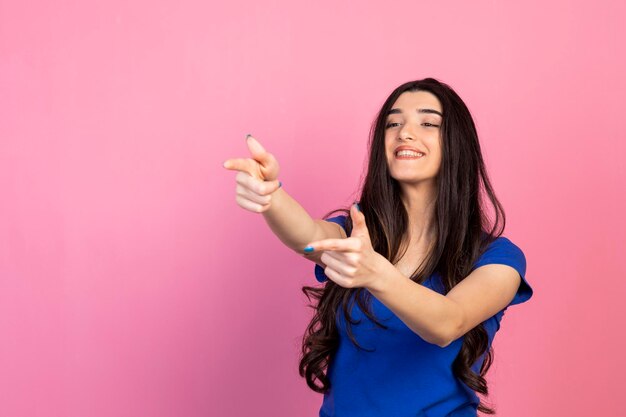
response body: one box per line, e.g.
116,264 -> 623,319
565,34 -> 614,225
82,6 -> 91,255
298,78 -> 505,414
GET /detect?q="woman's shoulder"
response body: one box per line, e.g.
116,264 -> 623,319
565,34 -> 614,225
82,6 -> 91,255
474,233 -> 533,307
323,213 -> 348,227
476,234 -> 526,268
320,212 -> 350,236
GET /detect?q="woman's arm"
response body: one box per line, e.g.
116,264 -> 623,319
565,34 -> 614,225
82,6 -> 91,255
368,262 -> 520,347
223,134 -> 345,263
305,205 -> 521,347
262,187 -> 346,259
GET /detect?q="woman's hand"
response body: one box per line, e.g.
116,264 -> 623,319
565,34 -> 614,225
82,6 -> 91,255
304,204 -> 392,291
222,134 -> 282,213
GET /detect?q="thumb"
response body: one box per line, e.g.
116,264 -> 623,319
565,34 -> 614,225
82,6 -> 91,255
246,134 -> 273,166
350,203 -> 372,244
246,134 -> 279,181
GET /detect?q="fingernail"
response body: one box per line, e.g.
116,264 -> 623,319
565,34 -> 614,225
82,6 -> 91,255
303,245 -> 314,253
354,202 -> 361,212
278,181 -> 282,188
246,134 -> 252,140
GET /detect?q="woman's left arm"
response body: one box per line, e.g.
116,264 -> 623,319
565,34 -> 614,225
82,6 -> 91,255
304,203 -> 521,348
367,261 -> 520,347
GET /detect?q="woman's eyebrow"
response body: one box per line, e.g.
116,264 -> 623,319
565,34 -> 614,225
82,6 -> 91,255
387,108 -> 443,117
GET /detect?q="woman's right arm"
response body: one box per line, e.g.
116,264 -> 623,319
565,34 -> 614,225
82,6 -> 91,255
223,134 -> 345,264
262,187 -> 346,257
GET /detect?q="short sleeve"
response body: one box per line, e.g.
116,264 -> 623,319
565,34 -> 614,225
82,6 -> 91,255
314,215 -> 348,283
472,236 -> 533,306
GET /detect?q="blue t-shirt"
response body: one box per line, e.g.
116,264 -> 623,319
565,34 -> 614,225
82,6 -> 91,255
313,215 -> 533,417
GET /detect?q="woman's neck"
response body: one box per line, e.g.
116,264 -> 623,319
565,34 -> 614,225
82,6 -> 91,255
400,182 -> 437,245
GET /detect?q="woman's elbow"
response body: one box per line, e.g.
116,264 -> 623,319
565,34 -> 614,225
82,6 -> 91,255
435,312 -> 465,348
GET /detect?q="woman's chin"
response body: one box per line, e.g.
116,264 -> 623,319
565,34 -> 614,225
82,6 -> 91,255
392,175 -> 437,186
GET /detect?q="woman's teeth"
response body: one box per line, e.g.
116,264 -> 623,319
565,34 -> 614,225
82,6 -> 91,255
396,150 -> 424,158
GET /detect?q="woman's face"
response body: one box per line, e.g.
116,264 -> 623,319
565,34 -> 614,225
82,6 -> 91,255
384,90 -> 443,186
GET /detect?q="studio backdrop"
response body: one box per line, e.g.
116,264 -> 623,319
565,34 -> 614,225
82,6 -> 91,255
1,0 -> 624,416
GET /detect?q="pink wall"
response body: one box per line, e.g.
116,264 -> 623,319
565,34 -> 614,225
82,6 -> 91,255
1,1 -> 624,416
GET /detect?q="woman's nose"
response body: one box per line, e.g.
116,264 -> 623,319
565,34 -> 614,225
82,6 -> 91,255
399,126 -> 415,140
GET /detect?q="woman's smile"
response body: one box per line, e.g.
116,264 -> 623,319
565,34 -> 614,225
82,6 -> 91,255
395,151 -> 425,160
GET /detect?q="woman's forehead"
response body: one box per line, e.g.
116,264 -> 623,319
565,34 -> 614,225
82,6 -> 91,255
392,91 -> 442,112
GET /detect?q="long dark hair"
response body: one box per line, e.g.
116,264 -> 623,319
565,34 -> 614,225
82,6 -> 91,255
298,78 -> 505,414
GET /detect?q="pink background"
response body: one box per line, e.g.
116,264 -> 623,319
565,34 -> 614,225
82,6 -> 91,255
1,1 -> 625,416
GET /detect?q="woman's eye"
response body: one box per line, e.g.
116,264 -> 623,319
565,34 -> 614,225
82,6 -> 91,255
386,122 -> 401,128
422,123 -> 439,128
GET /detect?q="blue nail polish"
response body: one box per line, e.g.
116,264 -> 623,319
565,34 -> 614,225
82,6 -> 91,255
279,181 -> 282,188
355,202 -> 361,212
304,245 -> 314,253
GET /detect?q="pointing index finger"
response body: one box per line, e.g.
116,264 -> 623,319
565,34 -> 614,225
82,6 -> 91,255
303,238 -> 358,253
222,158 -> 257,176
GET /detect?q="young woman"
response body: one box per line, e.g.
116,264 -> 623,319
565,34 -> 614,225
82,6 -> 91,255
223,78 -> 533,417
